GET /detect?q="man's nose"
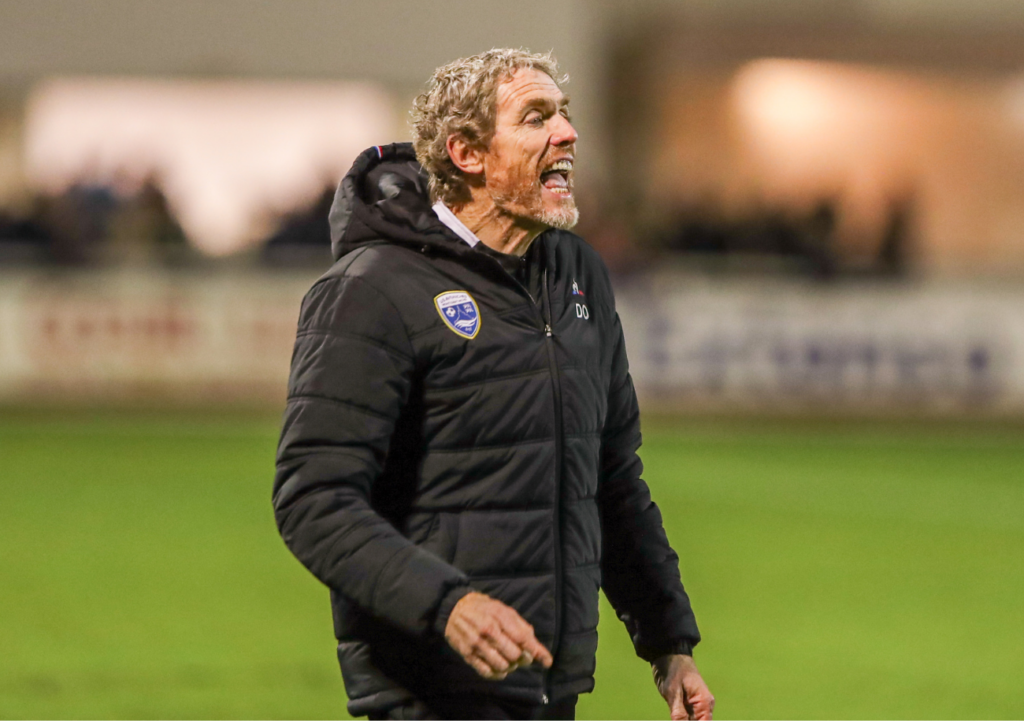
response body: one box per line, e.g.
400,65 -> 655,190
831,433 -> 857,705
550,114 -> 578,146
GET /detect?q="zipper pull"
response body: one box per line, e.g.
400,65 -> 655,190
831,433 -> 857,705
544,324 -> 552,337
541,693 -> 550,705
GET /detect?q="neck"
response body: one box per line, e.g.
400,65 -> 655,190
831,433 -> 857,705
449,194 -> 544,257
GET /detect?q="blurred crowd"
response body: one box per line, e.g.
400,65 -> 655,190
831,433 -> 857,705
0,176 -> 192,266
657,196 -> 914,280
0,177 -> 913,280
0,176 -> 337,269
260,185 -> 334,266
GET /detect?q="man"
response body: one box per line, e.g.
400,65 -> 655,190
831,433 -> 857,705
273,48 -> 713,720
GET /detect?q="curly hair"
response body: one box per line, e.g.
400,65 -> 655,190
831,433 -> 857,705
410,48 -> 566,205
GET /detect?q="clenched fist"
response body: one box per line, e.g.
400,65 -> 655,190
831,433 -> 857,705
444,591 -> 554,680
653,654 -> 714,720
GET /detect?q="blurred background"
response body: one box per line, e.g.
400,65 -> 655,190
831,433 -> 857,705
1,1 -> 1022,718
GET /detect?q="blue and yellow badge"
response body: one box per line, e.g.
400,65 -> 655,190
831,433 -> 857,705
434,291 -> 481,339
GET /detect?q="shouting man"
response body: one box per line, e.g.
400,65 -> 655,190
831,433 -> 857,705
273,49 -> 713,720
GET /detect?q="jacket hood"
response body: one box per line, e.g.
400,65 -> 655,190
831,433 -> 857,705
329,142 -> 466,261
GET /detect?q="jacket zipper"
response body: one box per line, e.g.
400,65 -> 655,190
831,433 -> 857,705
475,253 -> 560,705
540,268 -> 563,704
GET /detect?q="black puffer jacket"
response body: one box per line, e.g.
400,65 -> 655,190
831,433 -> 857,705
273,143 -> 700,716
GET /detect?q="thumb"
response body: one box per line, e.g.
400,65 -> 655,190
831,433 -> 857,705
522,635 -> 553,668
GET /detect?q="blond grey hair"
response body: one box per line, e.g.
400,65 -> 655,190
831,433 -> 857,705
411,48 -> 566,205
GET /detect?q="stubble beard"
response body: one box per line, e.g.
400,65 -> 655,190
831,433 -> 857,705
491,172 -> 579,231
537,198 -> 580,231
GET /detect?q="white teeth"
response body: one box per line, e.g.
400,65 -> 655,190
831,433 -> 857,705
547,159 -> 573,172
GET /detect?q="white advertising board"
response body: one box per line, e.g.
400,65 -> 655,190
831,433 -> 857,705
2,268 -> 1023,414
617,275 -> 1024,414
0,269 -> 314,404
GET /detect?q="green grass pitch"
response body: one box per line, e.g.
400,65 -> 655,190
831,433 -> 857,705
1,410 -> 1022,718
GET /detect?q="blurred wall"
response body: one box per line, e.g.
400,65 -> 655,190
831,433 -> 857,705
7,0 -> 1024,187
5,0 -> 1024,273
596,1 -> 1024,277
0,0 -> 611,250
0,0 -> 608,179
0,0 -> 584,83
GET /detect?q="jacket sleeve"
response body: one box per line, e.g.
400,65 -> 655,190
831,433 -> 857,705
597,311 -> 701,662
273,274 -> 470,638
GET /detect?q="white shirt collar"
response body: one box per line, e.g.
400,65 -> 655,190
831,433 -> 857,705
432,201 -> 480,247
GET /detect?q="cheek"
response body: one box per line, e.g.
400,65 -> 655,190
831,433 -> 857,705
486,160 -> 533,191
504,136 -> 543,173
483,136 -> 543,191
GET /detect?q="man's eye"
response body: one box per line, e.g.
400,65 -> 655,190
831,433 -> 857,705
525,113 -> 544,125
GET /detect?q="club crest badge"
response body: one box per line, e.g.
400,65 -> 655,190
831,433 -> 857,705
434,291 -> 481,339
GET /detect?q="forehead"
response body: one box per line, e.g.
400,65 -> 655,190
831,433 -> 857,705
495,68 -> 566,113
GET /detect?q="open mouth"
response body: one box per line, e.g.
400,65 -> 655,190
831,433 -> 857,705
540,158 -> 573,196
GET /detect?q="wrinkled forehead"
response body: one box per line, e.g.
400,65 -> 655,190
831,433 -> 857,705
495,68 -> 569,114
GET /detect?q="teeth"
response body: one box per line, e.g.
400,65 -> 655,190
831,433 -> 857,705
547,159 -> 573,173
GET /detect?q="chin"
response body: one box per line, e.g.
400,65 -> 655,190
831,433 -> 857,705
540,205 -> 579,231
495,186 -> 579,231
537,199 -> 579,231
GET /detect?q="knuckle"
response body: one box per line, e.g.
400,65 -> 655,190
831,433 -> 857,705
499,647 -> 518,663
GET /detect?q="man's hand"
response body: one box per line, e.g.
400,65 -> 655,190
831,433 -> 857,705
444,591 -> 554,680
652,654 -> 715,720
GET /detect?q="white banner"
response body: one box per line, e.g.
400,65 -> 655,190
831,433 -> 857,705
617,275 -> 1024,414
0,268 -> 315,403
2,268 -> 1023,414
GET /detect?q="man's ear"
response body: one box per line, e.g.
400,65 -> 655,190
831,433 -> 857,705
446,134 -> 485,177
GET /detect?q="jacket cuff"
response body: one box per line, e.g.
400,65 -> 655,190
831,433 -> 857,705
432,584 -> 474,637
638,639 -> 695,663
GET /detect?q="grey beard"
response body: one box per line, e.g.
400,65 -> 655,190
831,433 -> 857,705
538,203 -> 580,231
490,180 -> 580,231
